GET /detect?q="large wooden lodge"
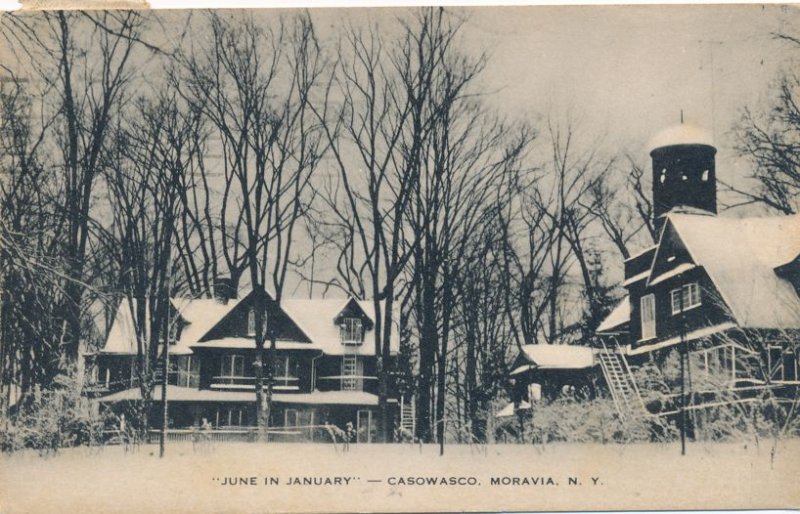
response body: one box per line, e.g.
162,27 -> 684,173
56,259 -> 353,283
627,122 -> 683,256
84,285 -> 403,443
509,125 -> 800,425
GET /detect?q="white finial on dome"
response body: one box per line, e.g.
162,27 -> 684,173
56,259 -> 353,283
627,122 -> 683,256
648,124 -> 714,153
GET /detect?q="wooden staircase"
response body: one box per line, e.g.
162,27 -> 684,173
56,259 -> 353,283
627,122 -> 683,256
399,395 -> 415,436
597,340 -> 647,420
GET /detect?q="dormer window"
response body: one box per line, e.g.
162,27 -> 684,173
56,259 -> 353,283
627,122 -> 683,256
340,318 -> 363,345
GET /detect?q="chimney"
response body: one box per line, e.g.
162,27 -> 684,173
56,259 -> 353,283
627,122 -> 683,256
213,276 -> 236,304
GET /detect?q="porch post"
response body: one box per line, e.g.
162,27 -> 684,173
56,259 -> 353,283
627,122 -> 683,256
679,291 -> 686,456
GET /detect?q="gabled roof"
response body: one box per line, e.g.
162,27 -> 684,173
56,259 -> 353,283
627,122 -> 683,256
281,298 -> 398,356
596,212 -> 800,336
196,289 -> 314,344
511,344 -> 596,375
101,297 -> 241,355
332,297 -> 375,330
669,213 -> 800,329
102,299 -> 140,354
596,297 -> 630,334
171,297 -> 242,353
99,293 -> 399,357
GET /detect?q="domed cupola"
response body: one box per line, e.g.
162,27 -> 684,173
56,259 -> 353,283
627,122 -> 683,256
648,124 -> 717,234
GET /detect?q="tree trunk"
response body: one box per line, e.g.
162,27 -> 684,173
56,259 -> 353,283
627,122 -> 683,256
264,332 -> 278,441
253,305 -> 268,441
465,332 -> 482,442
436,339 -> 447,454
416,275 -> 437,443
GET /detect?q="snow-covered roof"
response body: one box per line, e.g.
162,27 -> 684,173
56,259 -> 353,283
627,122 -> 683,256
624,245 -> 657,262
101,297 -> 241,355
99,293 -> 399,357
648,262 -> 696,287
669,213 -> 800,329
517,344 -> 595,370
102,300 -> 140,354
281,298 -> 399,356
596,297 -> 630,334
622,271 -> 649,287
171,297 -> 241,353
648,124 -> 714,151
627,322 -> 737,356
190,338 -> 318,351
98,385 -> 378,405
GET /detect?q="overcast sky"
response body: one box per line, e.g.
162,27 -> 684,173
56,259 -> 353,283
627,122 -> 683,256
144,5 -> 800,202
305,5 -> 799,198
36,5 -> 792,296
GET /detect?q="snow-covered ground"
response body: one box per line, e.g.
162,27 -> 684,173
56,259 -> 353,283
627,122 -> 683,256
1,440 -> 799,513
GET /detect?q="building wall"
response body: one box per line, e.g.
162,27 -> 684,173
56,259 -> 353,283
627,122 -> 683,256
627,268 -> 733,349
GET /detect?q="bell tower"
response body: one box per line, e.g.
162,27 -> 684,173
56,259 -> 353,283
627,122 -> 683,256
649,124 -> 717,234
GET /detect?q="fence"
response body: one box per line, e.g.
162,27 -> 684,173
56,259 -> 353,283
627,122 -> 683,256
142,425 -> 346,444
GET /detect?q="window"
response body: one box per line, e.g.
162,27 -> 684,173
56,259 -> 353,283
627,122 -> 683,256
784,349 -> 799,382
340,318 -> 363,344
670,289 -> 680,314
357,410 -> 376,443
272,355 -> 298,388
177,356 -> 200,388
341,355 -> 363,391
640,294 -> 656,340
221,354 -> 246,378
284,408 -> 299,427
284,409 -> 314,437
670,282 -> 701,315
247,309 -> 269,337
273,355 -> 290,378
217,406 -> 247,427
768,346 -> 784,381
247,309 -> 255,336
702,169 -> 710,182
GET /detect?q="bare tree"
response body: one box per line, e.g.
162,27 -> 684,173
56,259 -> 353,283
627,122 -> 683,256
0,13 -> 151,421
175,12 -> 326,440
101,90 -> 195,441
581,156 -> 655,260
0,75 -> 63,413
1,12 -> 147,375
729,70 -> 800,214
311,18 -> 417,443
450,217 -> 516,443
399,9 -> 533,451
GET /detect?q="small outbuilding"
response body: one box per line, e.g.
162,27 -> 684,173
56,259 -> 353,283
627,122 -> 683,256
500,344 -> 601,419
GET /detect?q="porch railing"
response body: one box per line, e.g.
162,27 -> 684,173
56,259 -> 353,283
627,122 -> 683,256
210,375 -> 300,391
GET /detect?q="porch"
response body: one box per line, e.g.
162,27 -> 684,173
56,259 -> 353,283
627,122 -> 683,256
95,385 -> 387,442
